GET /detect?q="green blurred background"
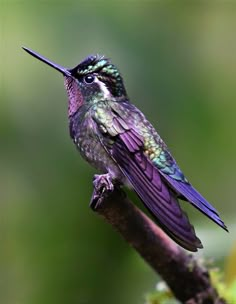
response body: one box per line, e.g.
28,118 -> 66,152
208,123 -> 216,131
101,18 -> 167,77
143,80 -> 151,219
1,1 -> 236,303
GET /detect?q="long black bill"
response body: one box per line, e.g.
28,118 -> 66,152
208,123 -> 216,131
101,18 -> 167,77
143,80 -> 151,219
22,47 -> 71,77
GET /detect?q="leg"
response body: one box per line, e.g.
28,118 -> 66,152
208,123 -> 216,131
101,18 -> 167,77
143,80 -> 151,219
93,173 -> 114,193
90,173 -> 115,210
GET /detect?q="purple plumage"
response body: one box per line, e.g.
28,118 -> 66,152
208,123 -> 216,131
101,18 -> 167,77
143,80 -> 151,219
23,47 -> 228,252
112,139 -> 203,251
94,101 -> 228,252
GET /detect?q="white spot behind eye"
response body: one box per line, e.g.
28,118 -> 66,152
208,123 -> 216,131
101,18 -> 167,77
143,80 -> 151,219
94,78 -> 112,99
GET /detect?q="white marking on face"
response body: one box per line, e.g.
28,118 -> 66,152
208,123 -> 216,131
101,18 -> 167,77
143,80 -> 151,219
94,77 -> 112,99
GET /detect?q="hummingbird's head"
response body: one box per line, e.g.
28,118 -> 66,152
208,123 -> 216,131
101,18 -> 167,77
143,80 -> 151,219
69,54 -> 127,100
22,48 -> 127,117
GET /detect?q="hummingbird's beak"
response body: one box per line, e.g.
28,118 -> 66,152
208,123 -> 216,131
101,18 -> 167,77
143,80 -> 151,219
22,47 -> 72,77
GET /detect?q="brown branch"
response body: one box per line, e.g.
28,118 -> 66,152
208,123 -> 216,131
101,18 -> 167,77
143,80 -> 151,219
90,178 -> 227,304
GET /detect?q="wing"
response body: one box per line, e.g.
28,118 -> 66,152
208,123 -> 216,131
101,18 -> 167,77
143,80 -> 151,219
92,101 -> 205,251
144,131 -> 228,232
106,101 -> 227,232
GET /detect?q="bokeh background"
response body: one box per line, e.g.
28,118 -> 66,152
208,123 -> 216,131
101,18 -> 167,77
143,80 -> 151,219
1,1 -> 236,303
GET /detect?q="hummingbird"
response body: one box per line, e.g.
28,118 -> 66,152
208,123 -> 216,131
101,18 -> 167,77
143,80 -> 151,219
22,47 -> 228,252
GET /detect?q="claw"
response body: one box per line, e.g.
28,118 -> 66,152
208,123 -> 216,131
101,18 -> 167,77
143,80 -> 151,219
93,173 -> 114,192
90,173 -> 115,210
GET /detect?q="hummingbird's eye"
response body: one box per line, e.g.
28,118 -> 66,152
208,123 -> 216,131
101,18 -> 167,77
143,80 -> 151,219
84,75 -> 95,84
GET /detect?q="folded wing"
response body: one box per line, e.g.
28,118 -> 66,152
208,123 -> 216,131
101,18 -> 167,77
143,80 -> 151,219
113,132 -> 203,251
92,101 -> 227,251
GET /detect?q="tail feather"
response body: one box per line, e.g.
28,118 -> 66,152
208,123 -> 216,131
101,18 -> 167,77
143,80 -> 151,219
162,174 -> 228,232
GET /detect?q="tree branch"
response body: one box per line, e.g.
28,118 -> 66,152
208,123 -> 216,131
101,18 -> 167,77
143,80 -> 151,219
90,178 -> 227,304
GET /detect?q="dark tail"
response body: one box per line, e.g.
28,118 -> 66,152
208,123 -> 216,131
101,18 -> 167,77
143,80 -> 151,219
161,173 -> 228,232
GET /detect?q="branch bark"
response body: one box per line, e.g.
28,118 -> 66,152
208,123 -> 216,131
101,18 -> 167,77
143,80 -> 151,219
90,179 -> 227,304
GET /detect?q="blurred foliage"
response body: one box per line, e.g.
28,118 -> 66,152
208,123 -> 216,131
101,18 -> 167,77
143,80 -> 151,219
225,244 -> 236,285
1,1 -> 236,304
145,258 -> 236,304
210,267 -> 236,303
145,281 -> 179,304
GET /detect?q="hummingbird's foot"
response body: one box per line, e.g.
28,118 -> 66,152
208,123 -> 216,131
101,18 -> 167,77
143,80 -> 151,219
90,173 -> 115,210
93,173 -> 114,193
